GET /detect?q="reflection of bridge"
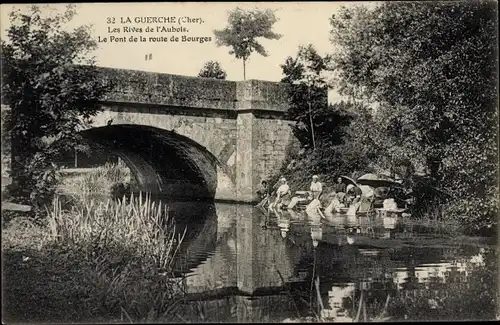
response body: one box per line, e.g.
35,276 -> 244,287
173,204 -> 489,322
177,204 -> 295,295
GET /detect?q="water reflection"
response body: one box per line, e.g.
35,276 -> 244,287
169,203 -> 497,322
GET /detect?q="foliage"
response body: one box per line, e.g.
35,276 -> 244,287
274,104 -> 372,195
278,43 -> 380,192
280,44 -> 333,147
47,193 -> 185,273
1,5 -> 111,211
1,107 -> 12,178
327,1 -> 498,232
57,161 -> 132,208
198,60 -> 227,80
2,193 -> 186,323
214,7 -> 282,80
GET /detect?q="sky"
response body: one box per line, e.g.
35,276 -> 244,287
0,2 -> 376,102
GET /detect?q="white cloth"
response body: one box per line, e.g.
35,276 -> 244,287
306,198 -> 322,210
287,196 -> 307,209
383,198 -> 398,210
346,202 -> 361,216
305,199 -> 322,220
325,197 -> 345,214
276,184 -> 290,197
359,185 -> 374,198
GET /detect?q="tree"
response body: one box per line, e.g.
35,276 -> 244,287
214,7 -> 282,80
1,5 -> 110,211
279,44 -> 369,188
281,44 -> 332,148
329,1 -> 498,232
198,60 -> 227,80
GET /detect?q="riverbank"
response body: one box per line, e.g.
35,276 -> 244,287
2,194 -> 185,323
3,198 -> 498,323
271,152 -> 497,239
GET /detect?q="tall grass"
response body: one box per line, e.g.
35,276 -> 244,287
38,193 -> 188,322
58,161 -> 132,206
47,193 -> 186,273
3,162 -> 188,323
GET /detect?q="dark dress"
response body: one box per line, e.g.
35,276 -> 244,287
334,182 -> 346,193
257,185 -> 270,199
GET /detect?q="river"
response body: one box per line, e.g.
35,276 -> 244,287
163,201 -> 498,322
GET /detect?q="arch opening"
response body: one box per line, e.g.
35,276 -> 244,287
75,124 -> 223,201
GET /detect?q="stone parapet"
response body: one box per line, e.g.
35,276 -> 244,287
97,67 -> 290,114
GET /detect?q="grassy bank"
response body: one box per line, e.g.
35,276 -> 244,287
3,181 -> 186,323
57,160 -> 133,207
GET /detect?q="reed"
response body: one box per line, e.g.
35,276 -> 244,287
47,192 -> 186,272
3,183 -> 186,322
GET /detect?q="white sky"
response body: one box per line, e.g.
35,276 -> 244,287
0,2 -> 376,102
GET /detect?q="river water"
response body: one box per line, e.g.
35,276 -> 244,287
166,201 -> 497,322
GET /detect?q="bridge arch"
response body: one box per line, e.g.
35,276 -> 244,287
79,124 -> 236,200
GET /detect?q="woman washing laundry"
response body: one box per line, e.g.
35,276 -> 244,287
346,184 -> 362,206
287,175 -> 323,209
325,177 -> 348,214
325,192 -> 347,214
269,177 -> 291,210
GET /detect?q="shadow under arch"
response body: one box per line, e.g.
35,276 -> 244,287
168,200 -> 219,275
78,124 -> 225,201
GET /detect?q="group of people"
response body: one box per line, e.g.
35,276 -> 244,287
325,177 -> 379,214
256,175 -> 368,213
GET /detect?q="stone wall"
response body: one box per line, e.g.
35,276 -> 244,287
252,118 -> 298,187
98,67 -> 289,114
98,67 -> 238,111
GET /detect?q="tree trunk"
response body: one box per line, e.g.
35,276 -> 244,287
243,58 -> 246,81
9,133 -> 31,203
308,87 -> 316,149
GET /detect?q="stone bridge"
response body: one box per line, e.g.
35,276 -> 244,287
77,67 -> 299,202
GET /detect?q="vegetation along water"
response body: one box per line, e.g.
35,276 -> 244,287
1,1 -> 498,323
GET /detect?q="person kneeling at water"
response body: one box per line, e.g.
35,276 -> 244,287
345,184 -> 362,207
256,180 -> 271,207
287,175 -> 323,209
325,192 -> 347,214
269,177 -> 291,210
